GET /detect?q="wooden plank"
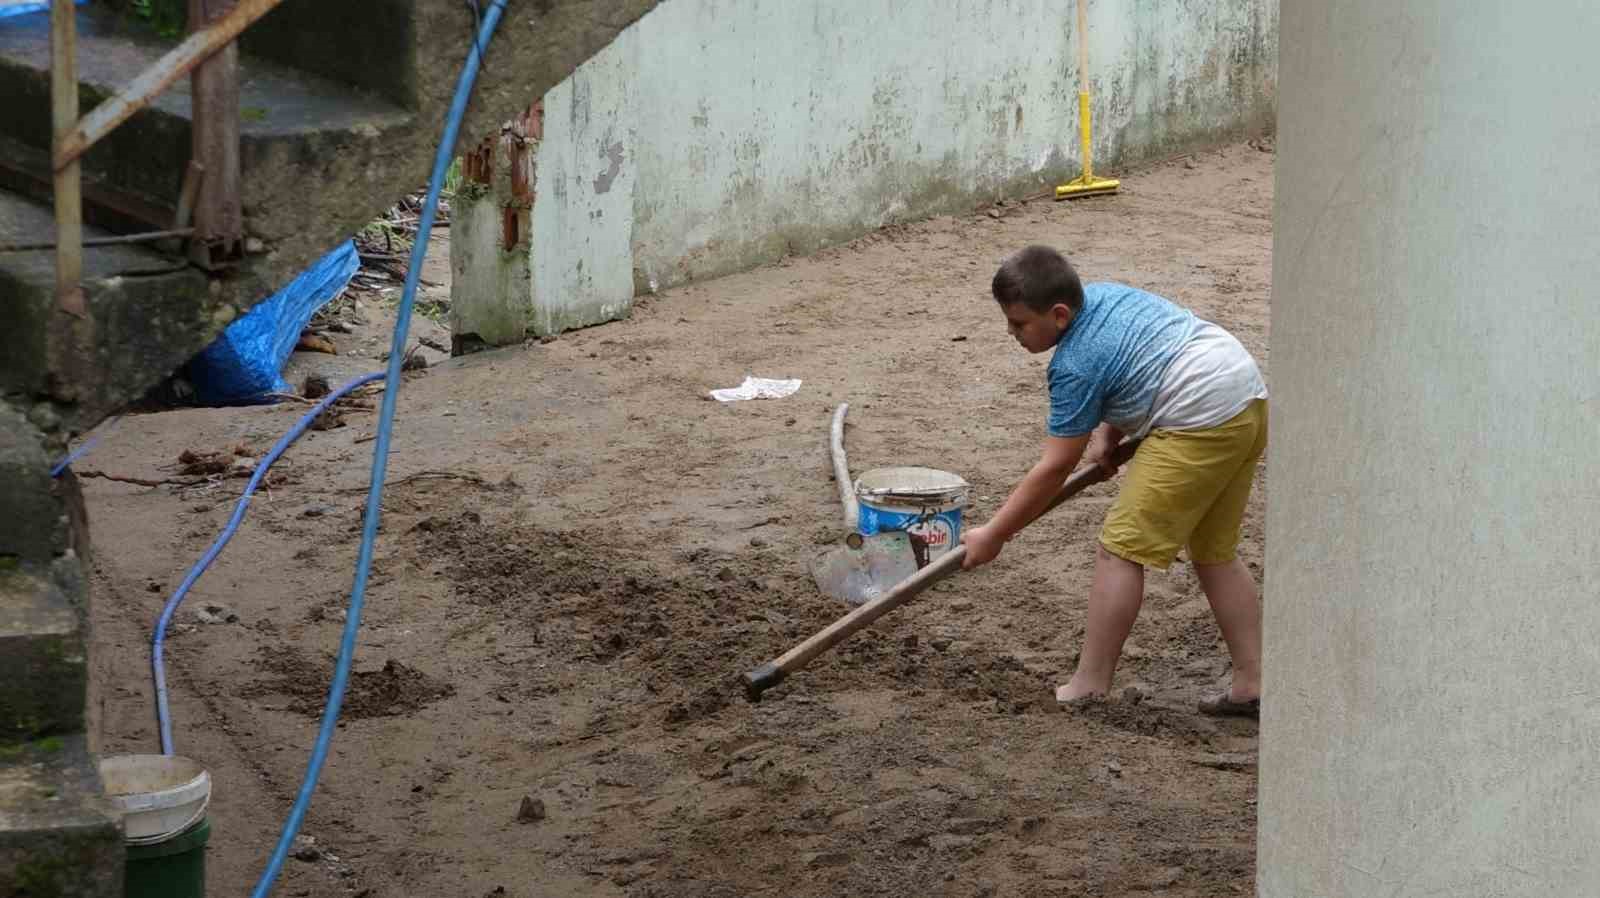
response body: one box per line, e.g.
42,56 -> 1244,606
51,0 -> 84,317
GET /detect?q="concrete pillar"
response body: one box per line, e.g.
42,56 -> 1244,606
449,102 -> 541,353
1261,3 -> 1600,896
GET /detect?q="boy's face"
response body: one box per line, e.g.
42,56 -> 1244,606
999,301 -> 1073,354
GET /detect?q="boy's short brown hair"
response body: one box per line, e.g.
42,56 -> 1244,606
991,245 -> 1084,314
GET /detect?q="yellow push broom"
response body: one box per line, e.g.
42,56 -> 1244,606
1056,0 -> 1120,199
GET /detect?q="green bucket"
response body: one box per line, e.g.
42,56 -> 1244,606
124,817 -> 209,898
99,754 -> 212,898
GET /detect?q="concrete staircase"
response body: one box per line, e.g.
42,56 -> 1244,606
0,398 -> 113,898
0,1 -> 657,894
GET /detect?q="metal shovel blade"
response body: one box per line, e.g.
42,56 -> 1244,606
810,531 -> 921,606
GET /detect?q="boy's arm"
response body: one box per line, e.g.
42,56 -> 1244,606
961,433 -> 1089,569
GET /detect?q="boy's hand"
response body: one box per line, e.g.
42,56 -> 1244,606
960,525 -> 1006,569
1084,429 -> 1122,475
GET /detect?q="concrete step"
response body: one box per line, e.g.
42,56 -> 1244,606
0,399 -> 61,572
0,3 -> 414,229
0,567 -> 88,744
0,733 -> 123,898
0,188 -> 216,424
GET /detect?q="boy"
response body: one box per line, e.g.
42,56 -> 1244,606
959,245 -> 1267,717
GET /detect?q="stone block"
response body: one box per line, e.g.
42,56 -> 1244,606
0,195 -> 217,429
0,734 -> 122,898
0,570 -> 85,745
0,402 -> 67,569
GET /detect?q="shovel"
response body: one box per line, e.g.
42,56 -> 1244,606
810,529 -> 922,606
748,437 -> 1141,702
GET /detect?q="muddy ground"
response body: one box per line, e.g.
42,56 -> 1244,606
83,142 -> 1273,897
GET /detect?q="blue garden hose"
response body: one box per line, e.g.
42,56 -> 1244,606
151,372 -> 384,756
49,415 -> 117,478
249,3 -> 508,895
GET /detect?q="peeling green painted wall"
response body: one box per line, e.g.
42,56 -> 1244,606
525,0 -> 1276,331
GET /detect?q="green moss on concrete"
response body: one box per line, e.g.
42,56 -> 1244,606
0,567 -> 87,744
0,733 -> 123,898
2,824 -> 121,897
130,0 -> 186,38
14,855 -> 70,894
0,735 -> 68,762
456,180 -> 492,203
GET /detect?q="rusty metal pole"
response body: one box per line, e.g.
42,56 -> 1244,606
50,0 -> 85,317
187,0 -> 241,267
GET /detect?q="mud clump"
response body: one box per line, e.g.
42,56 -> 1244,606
664,686 -> 730,726
341,659 -> 456,718
1067,697 -> 1221,743
413,511 -> 811,727
248,647 -> 454,719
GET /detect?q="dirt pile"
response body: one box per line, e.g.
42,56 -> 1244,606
413,510 -> 1060,726
247,646 -> 455,719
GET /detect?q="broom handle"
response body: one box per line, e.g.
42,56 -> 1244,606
1077,0 -> 1089,85
1077,0 -> 1094,179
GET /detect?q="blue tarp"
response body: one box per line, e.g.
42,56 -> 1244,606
188,240 -> 360,405
0,1 -> 87,20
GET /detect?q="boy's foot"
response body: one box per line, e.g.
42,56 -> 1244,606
1055,684 -> 1108,707
1197,691 -> 1260,719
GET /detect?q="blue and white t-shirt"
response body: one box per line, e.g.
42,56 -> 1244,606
1047,283 -> 1265,438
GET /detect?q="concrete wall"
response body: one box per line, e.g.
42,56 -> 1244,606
533,54 -> 638,335
521,0 -> 1276,333
1261,2 -> 1600,896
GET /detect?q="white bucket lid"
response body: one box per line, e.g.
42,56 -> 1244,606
854,467 -> 970,505
99,754 -> 211,845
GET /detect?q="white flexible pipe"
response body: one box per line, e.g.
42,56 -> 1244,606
830,403 -> 859,531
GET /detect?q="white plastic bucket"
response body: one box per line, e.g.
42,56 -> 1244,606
99,754 -> 211,846
854,467 -> 970,565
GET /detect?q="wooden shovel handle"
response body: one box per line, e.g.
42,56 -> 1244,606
742,439 -> 1141,701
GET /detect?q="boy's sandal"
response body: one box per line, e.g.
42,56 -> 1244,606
1197,692 -> 1259,719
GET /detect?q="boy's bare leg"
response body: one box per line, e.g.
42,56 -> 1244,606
1058,544 -> 1145,701
1193,558 -> 1262,701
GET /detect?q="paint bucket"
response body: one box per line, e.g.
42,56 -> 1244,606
123,818 -> 210,898
100,754 -> 211,898
854,467 -> 970,566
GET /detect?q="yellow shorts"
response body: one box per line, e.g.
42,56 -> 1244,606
1100,399 -> 1268,568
